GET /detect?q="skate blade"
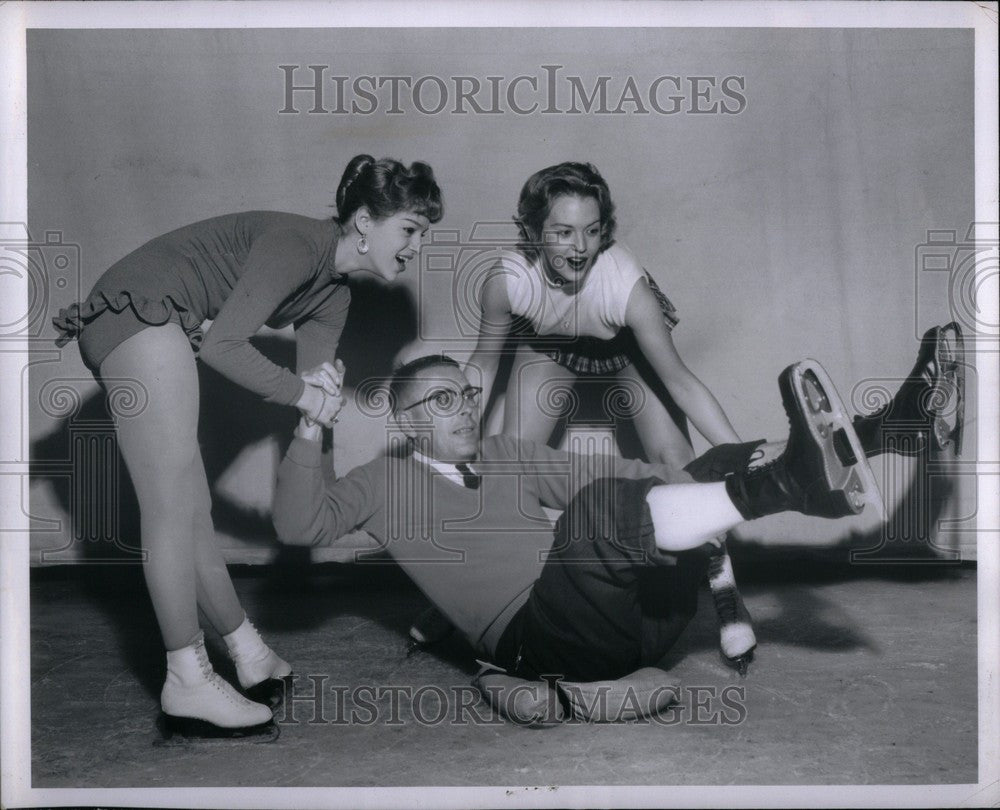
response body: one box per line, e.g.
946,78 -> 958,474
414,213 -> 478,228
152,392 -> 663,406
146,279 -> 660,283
790,360 -> 887,520
718,615 -> 757,677
721,648 -> 755,678
933,322 -> 966,456
245,675 -> 293,710
154,713 -> 280,746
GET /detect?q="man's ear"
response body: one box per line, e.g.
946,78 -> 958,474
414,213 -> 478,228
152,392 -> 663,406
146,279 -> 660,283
394,410 -> 418,441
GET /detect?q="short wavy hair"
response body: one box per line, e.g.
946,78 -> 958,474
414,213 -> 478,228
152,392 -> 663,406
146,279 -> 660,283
514,161 -> 616,261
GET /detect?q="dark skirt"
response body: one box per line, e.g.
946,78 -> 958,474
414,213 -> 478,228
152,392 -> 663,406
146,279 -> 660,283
516,272 -> 679,376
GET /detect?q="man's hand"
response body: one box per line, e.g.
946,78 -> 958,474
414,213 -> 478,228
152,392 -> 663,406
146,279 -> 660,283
294,416 -> 324,442
296,359 -> 346,430
302,359 -> 345,398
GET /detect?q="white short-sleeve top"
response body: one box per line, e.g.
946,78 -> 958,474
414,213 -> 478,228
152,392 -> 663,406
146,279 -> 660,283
499,243 -> 647,340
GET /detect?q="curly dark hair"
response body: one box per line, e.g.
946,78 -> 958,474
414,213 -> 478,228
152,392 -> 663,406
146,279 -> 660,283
334,155 -> 444,225
514,161 -> 616,261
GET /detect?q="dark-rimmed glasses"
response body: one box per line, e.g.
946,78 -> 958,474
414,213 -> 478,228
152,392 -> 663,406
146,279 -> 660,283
401,385 -> 482,416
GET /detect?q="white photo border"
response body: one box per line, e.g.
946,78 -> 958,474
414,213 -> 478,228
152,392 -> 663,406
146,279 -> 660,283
1,2 -> 997,808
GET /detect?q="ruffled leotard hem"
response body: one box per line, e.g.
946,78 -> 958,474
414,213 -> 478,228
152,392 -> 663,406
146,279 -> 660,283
52,290 -> 205,350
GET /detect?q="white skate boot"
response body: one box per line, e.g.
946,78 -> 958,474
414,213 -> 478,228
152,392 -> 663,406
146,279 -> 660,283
223,617 -> 293,706
160,632 -> 273,737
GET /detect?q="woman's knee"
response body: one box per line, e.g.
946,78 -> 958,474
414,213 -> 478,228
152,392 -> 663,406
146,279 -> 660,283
647,446 -> 695,470
127,441 -> 203,515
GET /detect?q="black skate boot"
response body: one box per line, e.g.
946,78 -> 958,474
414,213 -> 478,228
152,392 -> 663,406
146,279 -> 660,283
851,322 -> 966,458
726,360 -> 886,521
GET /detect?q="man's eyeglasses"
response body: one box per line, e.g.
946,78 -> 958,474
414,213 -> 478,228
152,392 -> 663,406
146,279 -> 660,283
401,386 -> 482,415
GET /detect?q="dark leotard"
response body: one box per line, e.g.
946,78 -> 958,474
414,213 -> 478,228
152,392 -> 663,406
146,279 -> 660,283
53,211 -> 349,405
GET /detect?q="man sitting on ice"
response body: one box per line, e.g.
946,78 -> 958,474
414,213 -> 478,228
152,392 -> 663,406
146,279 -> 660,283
273,324 -> 963,723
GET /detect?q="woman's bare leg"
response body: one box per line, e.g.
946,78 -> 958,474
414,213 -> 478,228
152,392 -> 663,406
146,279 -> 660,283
501,345 -> 577,444
188,453 -> 244,636
100,324 -> 207,651
615,362 -> 694,469
100,322 -> 274,729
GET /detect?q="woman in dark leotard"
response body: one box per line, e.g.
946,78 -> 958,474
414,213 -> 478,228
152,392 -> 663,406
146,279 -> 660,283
53,155 -> 442,733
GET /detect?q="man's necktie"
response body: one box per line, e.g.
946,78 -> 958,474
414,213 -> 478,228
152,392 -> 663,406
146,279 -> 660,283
455,463 -> 480,490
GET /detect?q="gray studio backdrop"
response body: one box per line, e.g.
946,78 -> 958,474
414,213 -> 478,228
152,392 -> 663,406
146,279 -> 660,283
24,27 -> 977,564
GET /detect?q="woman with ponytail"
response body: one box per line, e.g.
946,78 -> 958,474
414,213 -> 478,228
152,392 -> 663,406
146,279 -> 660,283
53,155 -> 443,735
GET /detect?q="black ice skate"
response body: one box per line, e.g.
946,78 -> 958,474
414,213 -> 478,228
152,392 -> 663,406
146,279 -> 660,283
727,359 -> 886,521
851,322 -> 966,458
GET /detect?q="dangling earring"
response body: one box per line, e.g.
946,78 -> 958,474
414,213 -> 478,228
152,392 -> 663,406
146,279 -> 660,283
356,235 -> 369,255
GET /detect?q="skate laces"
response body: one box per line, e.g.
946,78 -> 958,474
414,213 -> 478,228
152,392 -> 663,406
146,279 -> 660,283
193,640 -> 242,698
193,639 -> 213,676
746,449 -> 781,477
195,645 -> 225,690
749,426 -> 807,502
712,586 -> 739,620
746,440 -> 790,476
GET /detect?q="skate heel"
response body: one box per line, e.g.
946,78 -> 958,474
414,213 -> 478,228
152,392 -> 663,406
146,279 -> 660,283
781,360 -> 886,520
719,632 -> 756,677
245,674 -> 294,710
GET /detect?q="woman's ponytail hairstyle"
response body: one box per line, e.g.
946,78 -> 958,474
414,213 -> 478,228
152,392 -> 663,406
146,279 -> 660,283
335,155 -> 443,225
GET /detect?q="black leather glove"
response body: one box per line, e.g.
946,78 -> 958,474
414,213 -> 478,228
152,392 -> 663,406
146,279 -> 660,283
683,439 -> 767,483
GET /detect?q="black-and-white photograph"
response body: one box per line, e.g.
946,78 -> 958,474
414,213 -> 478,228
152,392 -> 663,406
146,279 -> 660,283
1,2 -> 997,808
